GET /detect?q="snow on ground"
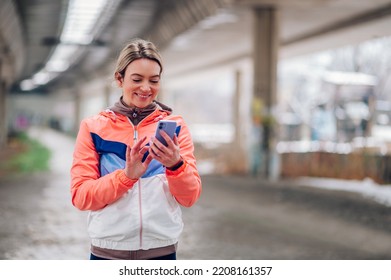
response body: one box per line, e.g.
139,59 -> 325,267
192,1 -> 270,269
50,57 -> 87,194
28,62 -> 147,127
294,177 -> 391,207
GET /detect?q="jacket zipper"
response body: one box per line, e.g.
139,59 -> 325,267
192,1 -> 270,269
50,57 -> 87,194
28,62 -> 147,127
138,181 -> 143,248
133,128 -> 138,143
127,110 -> 161,248
127,117 -> 144,248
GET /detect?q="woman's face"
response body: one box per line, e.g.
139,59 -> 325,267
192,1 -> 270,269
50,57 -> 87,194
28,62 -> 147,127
116,58 -> 161,108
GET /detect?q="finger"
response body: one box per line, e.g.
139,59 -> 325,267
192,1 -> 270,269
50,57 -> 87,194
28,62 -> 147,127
159,130 -> 174,146
130,137 -> 147,156
150,145 -> 161,157
150,144 -> 168,160
151,136 -> 166,153
139,146 -> 149,156
173,134 -> 179,146
134,136 -> 147,149
126,145 -> 131,160
143,154 -> 153,165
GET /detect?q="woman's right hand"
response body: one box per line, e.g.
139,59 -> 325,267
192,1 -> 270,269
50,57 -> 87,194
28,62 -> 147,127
124,136 -> 152,179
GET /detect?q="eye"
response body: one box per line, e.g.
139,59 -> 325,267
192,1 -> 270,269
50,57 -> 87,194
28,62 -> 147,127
132,79 -> 142,83
150,80 -> 159,84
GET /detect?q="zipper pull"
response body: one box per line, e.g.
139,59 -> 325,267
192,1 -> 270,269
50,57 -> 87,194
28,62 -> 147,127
133,129 -> 138,142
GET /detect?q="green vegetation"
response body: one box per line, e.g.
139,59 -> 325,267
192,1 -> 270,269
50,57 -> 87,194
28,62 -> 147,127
0,132 -> 51,176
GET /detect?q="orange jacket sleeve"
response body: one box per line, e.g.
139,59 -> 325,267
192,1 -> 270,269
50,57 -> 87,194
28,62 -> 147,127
165,120 -> 202,207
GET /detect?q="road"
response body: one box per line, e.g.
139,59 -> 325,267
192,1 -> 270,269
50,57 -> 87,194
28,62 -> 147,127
1,127 -> 391,260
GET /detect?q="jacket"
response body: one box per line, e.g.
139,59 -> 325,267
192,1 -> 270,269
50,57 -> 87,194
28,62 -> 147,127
70,107 -> 201,251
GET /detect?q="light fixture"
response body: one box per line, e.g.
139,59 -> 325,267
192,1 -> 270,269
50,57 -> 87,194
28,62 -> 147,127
19,0 -> 121,91
198,10 -> 238,30
60,0 -> 107,45
20,79 -> 35,91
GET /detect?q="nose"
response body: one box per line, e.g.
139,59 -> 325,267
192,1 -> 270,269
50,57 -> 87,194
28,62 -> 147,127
140,82 -> 150,92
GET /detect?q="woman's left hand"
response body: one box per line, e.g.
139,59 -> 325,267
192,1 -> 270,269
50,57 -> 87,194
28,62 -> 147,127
149,131 -> 182,168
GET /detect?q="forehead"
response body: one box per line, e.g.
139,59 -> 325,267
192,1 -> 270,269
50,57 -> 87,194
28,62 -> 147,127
126,58 -> 161,76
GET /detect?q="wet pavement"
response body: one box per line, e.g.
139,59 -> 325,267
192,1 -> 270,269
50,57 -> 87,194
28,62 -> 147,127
1,127 -> 391,260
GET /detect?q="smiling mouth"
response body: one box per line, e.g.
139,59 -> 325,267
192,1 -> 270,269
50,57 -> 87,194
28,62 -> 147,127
135,93 -> 152,99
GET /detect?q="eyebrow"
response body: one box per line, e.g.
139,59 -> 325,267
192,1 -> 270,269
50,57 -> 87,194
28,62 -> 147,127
130,73 -> 160,78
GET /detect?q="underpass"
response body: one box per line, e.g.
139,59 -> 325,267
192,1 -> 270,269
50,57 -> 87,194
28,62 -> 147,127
1,127 -> 391,260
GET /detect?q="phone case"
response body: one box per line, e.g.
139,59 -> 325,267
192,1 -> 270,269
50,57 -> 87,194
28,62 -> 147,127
141,120 -> 177,162
155,120 -> 177,146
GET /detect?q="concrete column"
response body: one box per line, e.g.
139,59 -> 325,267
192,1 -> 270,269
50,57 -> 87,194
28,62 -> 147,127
231,69 -> 247,173
73,89 -> 81,135
233,70 -> 242,149
104,83 -> 111,108
252,7 -> 279,179
0,60 -> 7,148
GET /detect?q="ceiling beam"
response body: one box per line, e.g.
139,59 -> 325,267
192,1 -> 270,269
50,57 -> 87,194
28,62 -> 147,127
282,2 -> 391,46
145,0 -> 230,49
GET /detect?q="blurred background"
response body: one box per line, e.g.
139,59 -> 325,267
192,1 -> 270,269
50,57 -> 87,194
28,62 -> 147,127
2,0 -> 391,260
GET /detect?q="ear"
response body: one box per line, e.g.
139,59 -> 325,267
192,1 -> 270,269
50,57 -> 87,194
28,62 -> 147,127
115,72 -> 123,87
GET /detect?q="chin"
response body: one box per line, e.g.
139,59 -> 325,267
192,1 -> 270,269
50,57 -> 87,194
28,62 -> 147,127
135,100 -> 153,108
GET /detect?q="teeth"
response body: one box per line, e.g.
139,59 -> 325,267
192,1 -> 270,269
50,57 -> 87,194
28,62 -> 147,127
136,93 -> 151,98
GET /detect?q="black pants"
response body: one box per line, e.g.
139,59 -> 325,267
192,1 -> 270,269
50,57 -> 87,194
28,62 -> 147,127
90,252 -> 177,260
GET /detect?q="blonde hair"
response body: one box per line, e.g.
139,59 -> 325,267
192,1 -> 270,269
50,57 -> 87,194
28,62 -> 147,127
114,38 -> 163,78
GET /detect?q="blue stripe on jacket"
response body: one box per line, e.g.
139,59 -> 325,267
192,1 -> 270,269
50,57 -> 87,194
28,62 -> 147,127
90,132 -> 177,179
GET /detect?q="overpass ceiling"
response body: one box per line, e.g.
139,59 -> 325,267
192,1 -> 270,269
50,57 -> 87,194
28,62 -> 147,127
11,0 -> 391,93
12,0 -> 65,81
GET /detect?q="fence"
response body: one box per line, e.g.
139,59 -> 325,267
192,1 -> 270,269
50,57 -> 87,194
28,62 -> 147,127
280,151 -> 391,184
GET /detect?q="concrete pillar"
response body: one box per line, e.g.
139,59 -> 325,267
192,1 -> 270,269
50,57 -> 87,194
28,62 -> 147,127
0,60 -> 7,148
231,69 -> 247,173
73,89 -> 81,135
252,7 -> 279,179
233,70 -> 242,149
104,83 -> 111,108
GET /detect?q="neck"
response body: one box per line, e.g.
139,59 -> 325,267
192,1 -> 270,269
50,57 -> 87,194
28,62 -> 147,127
110,97 -> 157,125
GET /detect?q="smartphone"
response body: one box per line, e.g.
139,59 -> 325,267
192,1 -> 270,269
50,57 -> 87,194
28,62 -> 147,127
155,120 -> 177,146
141,120 -> 177,162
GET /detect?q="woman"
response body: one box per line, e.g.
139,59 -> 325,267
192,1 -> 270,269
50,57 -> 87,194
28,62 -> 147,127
70,38 -> 202,260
